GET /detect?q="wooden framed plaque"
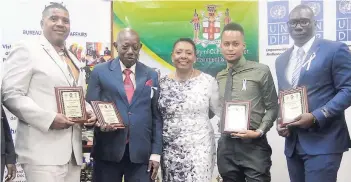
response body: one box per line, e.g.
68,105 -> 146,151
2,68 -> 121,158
222,101 -> 251,133
91,101 -> 125,128
279,86 -> 308,127
55,86 -> 87,123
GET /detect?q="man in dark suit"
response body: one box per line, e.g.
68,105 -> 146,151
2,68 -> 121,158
86,28 -> 162,182
1,107 -> 16,181
275,5 -> 351,182
104,47 -> 111,56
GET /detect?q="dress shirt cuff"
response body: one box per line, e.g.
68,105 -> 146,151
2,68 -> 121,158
311,109 -> 327,129
149,154 -> 160,163
255,129 -> 264,137
257,123 -> 268,135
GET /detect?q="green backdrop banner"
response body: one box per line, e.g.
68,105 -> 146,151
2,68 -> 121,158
112,1 -> 258,77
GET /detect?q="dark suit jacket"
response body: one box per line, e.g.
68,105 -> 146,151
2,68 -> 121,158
1,106 -> 16,164
86,58 -> 162,164
275,38 -> 351,157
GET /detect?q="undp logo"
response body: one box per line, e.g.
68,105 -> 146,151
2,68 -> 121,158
336,0 -> 351,41
270,5 -> 287,20
339,0 -> 351,15
267,1 -> 289,45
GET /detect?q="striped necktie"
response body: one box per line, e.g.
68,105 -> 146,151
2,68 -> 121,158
291,48 -> 305,88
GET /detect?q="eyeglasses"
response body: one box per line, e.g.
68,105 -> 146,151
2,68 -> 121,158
287,19 -> 311,28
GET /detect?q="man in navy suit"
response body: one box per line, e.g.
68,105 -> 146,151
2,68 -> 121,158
275,5 -> 351,182
86,28 -> 162,182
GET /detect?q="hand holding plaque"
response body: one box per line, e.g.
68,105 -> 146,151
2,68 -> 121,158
55,87 -> 87,123
222,101 -> 251,133
91,101 -> 125,129
279,86 -> 308,127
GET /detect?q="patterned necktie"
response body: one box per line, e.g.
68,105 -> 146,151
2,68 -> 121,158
59,51 -> 78,87
291,48 -> 305,88
123,69 -> 134,103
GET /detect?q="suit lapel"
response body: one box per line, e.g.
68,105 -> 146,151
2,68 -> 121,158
40,36 -> 72,86
109,59 -> 129,106
281,47 -> 293,73
130,62 -> 148,106
279,47 -> 293,83
298,39 -> 320,85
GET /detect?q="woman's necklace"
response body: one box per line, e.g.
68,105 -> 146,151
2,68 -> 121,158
175,69 -> 194,82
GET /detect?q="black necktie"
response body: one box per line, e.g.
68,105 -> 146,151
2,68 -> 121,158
224,68 -> 234,101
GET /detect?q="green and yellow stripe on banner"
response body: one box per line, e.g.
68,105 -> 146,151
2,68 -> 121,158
112,0 -> 258,77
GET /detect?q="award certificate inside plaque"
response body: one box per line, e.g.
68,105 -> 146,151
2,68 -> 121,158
91,101 -> 125,128
222,101 -> 251,133
55,86 -> 87,123
279,86 -> 308,126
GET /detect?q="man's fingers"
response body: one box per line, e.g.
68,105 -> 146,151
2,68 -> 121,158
147,161 -> 152,172
284,130 -> 290,137
66,120 -> 75,126
277,126 -> 288,132
237,130 -> 247,134
286,121 -> 300,128
11,168 -> 16,180
293,115 -> 302,122
232,133 -> 245,138
96,122 -> 101,127
84,122 -> 95,126
151,167 -> 158,180
278,130 -> 290,137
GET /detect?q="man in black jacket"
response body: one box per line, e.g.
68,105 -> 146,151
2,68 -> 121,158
1,106 -> 16,181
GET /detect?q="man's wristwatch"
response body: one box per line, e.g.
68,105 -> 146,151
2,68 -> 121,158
256,129 -> 264,137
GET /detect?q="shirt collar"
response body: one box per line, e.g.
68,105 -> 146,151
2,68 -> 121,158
294,36 -> 315,54
226,56 -> 246,71
120,61 -> 136,74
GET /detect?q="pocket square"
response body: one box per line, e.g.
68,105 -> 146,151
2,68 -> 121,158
145,79 -> 153,86
150,86 -> 158,98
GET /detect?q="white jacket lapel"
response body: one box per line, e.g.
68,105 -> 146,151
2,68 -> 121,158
40,36 -> 73,86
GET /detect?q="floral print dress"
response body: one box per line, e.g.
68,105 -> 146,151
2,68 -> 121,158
158,73 -> 221,182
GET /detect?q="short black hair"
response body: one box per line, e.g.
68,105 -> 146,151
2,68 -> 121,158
221,22 -> 245,37
42,2 -> 68,17
172,38 -> 197,53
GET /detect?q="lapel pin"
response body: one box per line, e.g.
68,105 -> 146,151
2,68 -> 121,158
302,52 -> 316,71
242,79 -> 247,91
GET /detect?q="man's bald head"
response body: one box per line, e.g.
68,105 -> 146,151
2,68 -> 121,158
288,4 -> 316,47
289,4 -> 315,21
116,28 -> 140,45
114,28 -> 142,68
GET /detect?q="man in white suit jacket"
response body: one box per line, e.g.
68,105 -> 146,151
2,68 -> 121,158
1,3 -> 96,182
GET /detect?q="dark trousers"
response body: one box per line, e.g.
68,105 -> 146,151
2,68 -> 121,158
217,135 -> 272,182
93,145 -> 153,182
286,140 -> 343,182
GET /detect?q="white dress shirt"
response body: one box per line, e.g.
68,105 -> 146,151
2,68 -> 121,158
120,61 -> 160,162
120,61 -> 136,88
286,36 -> 316,85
